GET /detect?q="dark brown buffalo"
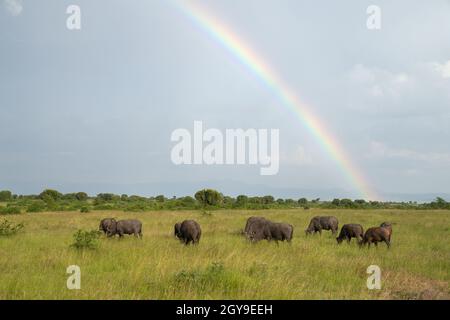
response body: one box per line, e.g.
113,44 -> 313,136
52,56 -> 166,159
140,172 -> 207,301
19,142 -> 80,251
247,220 -> 270,242
247,220 -> 294,243
99,218 -> 115,234
178,220 -> 201,245
336,224 -> 364,244
244,216 -> 268,238
360,227 -> 390,248
305,216 -> 339,235
268,222 -> 294,243
174,222 -> 182,238
107,219 -> 143,238
380,222 -> 393,242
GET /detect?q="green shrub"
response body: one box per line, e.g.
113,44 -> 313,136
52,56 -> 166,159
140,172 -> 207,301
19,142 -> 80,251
0,206 -> 21,215
0,219 -> 24,236
70,229 -> 101,250
80,206 -> 90,213
124,203 -> 148,212
26,201 -> 47,213
0,190 -> 12,201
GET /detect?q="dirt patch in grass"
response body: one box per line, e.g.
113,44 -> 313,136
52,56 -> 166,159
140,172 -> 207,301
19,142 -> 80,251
382,270 -> 449,300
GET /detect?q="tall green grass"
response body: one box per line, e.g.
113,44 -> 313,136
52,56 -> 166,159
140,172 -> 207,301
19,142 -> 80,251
0,209 -> 448,299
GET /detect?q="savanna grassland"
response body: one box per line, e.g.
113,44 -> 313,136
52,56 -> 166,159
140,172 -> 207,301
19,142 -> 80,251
0,209 -> 449,300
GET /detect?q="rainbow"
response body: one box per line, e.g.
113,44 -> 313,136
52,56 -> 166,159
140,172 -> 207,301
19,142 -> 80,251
172,1 -> 378,200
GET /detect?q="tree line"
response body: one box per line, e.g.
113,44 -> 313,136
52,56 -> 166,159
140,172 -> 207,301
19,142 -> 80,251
0,189 -> 449,215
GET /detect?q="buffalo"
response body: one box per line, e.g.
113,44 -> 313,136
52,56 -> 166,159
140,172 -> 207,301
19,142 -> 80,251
107,219 -> 143,238
174,222 -> 182,238
360,227 -> 390,248
246,217 -> 271,241
305,216 -> 339,235
380,222 -> 393,242
99,218 -> 115,235
177,220 -> 201,245
268,222 -> 294,243
336,224 -> 364,244
244,216 -> 268,238
247,219 -> 294,243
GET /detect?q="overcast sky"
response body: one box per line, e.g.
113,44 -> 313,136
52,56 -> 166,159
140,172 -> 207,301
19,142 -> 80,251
1,0 -> 449,200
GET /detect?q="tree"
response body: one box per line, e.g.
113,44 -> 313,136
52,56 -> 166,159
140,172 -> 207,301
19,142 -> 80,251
331,198 -> 341,206
155,195 -> 165,202
339,198 -> 354,208
222,196 -> 235,206
96,193 -> 119,202
262,195 -> 275,205
285,199 -> 295,205
0,190 -> 12,201
194,189 -> 223,206
39,189 -> 62,201
298,198 -> 307,205
236,195 -> 248,206
75,192 -> 88,201
430,197 -> 448,209
62,193 -> 77,200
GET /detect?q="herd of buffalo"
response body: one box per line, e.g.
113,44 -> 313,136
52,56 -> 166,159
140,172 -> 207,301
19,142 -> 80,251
98,215 -> 393,248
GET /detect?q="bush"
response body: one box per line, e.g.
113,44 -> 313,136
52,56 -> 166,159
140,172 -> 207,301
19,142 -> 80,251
0,190 -> 12,201
0,206 -> 21,215
0,219 -> 24,236
80,206 -> 90,213
70,230 -> 101,250
178,196 -> 196,206
26,201 -> 47,213
124,202 -> 148,212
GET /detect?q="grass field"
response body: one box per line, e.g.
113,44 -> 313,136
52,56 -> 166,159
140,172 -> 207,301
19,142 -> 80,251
0,209 -> 449,299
